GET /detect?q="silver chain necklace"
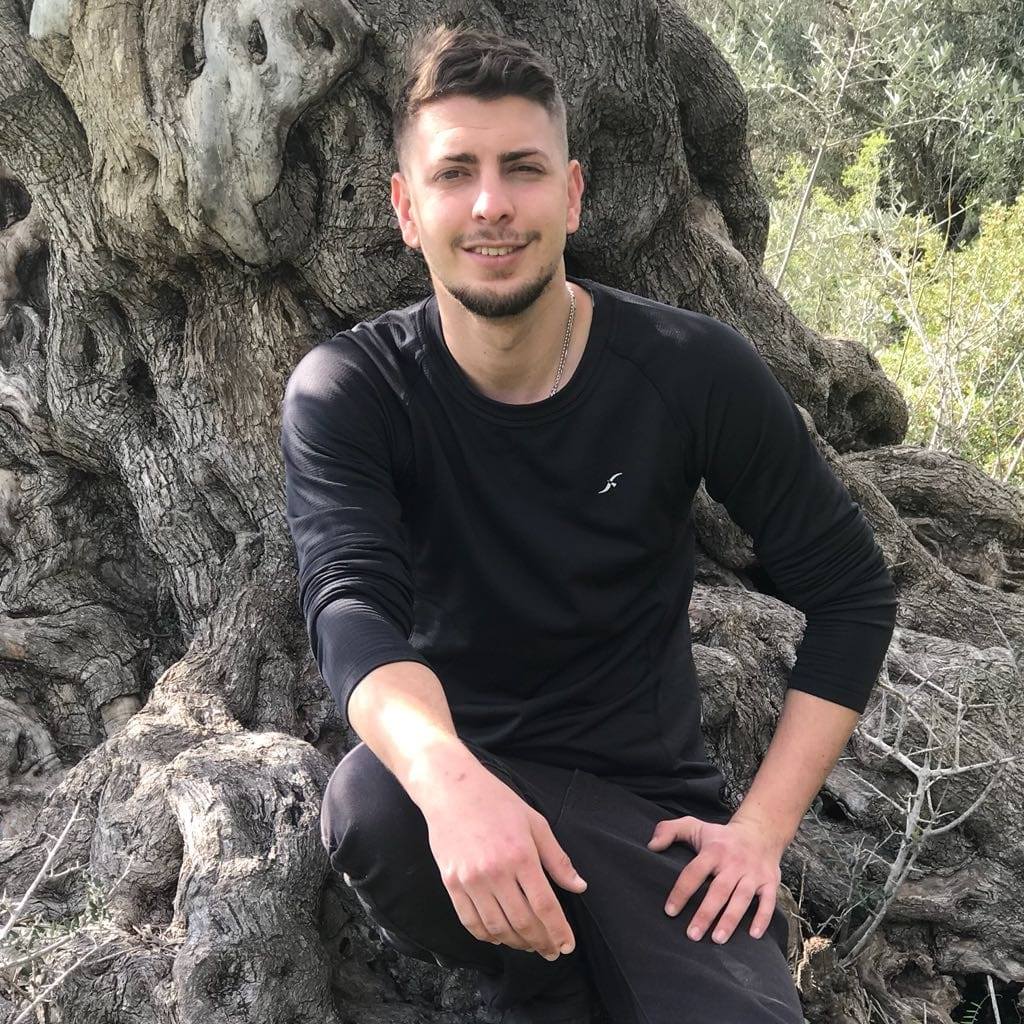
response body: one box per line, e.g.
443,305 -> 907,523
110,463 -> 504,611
550,284 -> 576,397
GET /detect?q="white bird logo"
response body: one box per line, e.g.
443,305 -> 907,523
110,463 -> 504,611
598,472 -> 623,494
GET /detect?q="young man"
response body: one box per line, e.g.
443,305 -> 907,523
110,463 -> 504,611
281,24 -> 898,1024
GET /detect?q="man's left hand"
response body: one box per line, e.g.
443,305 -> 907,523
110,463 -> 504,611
647,816 -> 785,944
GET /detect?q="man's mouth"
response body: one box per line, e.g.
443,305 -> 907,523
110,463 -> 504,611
462,241 -> 529,260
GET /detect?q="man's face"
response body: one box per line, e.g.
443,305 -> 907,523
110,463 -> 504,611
390,94 -> 584,318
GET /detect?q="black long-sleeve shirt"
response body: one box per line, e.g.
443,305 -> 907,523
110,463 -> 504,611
280,275 -> 898,818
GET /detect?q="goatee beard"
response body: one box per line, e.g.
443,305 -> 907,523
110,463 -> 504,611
447,260 -> 560,319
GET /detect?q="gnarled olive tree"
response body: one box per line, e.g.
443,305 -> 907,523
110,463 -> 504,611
0,0 -> 1021,1021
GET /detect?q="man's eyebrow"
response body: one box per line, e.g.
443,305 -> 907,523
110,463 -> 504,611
434,149 -> 550,165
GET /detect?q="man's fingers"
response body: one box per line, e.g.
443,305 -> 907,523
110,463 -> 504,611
706,878 -> 758,944
664,854 -> 713,916
749,887 -> 776,939
532,816 -> 587,893
650,816 -> 700,851
686,872 -> 740,941
494,876 -> 556,954
468,887 -> 520,946
647,820 -> 670,849
517,861 -> 576,957
448,885 -> 495,944
451,873 -> 557,955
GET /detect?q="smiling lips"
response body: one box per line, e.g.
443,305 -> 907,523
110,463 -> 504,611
463,241 -> 529,262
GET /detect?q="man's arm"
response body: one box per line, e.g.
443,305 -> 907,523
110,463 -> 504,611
653,689 -> 867,942
728,689 -> 860,855
653,693 -> 863,943
280,335 -> 588,960
280,336 -> 434,733
280,337 -> 486,804
687,316 -> 899,717
346,659 -> 484,814
649,317 -> 897,944
688,321 -> 898,831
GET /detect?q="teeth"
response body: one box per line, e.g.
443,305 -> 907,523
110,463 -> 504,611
472,246 -> 517,256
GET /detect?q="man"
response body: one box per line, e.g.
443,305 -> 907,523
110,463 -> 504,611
280,23 -> 898,1024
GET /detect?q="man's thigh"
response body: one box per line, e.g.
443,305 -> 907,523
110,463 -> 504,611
499,755 -> 806,1024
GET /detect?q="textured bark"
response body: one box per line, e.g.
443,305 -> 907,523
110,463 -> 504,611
0,0 -> 1021,1022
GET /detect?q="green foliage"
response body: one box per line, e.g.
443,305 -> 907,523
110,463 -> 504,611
697,0 -> 1024,238
958,996 -> 984,1024
766,132 -> 1024,486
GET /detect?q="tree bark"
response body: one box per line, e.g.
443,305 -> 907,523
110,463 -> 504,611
0,0 -> 1020,1021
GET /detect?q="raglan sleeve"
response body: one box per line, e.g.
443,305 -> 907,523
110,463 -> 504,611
692,319 -> 898,714
279,335 -> 431,732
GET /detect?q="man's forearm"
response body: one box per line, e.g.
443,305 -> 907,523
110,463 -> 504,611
728,688 -> 862,854
347,661 -> 484,815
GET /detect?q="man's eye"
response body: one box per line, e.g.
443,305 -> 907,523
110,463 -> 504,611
435,166 -> 541,181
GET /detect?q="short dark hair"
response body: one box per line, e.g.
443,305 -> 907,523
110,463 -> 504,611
391,24 -> 568,170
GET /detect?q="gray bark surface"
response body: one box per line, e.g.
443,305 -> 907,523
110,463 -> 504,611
0,0 -> 1021,1021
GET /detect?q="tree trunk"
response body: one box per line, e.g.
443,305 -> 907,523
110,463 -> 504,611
0,0 -> 1021,1022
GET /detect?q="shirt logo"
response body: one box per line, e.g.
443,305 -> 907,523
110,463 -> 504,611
598,472 -> 623,494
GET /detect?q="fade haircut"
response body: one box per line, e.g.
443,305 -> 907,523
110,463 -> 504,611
391,24 -> 569,172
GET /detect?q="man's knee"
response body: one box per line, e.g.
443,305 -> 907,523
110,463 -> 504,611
320,742 -> 430,880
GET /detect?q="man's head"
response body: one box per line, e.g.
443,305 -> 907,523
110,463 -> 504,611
389,25 -> 584,319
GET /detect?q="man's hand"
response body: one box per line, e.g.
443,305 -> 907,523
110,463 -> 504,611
647,816 -> 785,944
421,760 -> 588,960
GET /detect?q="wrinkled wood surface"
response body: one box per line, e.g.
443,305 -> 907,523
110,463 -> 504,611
0,0 -> 1021,1021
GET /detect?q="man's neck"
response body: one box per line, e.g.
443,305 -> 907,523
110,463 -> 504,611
432,276 -> 594,405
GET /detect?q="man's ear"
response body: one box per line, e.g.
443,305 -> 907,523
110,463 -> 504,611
391,171 -> 421,249
566,159 -> 585,235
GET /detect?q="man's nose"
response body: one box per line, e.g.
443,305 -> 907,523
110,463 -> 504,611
472,174 -> 515,222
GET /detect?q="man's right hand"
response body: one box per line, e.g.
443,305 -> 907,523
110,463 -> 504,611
419,758 -> 588,960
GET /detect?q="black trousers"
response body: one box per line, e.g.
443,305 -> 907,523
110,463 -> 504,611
320,739 -> 805,1023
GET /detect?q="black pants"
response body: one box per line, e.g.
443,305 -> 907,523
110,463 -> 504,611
320,739 -> 805,1023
